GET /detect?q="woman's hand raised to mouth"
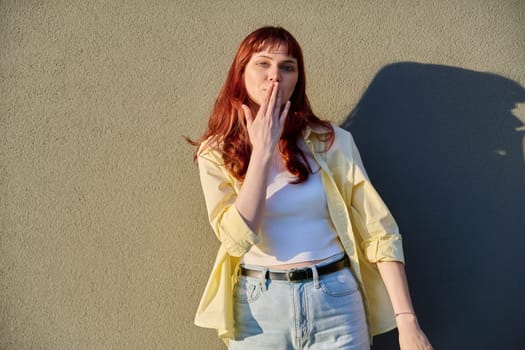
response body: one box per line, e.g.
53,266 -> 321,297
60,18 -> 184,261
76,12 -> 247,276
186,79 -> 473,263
242,82 -> 291,155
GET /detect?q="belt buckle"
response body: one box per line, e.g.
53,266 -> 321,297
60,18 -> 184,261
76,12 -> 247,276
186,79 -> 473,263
286,268 -> 310,282
286,269 -> 297,281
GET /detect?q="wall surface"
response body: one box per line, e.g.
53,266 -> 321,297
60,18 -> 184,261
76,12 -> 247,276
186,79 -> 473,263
1,1 -> 524,349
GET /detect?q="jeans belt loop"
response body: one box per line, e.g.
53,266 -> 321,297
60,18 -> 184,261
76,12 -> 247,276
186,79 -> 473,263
259,268 -> 269,291
311,265 -> 320,289
286,269 -> 295,282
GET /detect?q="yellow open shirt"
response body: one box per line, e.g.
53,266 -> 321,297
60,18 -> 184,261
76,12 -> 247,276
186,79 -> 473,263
194,125 -> 405,345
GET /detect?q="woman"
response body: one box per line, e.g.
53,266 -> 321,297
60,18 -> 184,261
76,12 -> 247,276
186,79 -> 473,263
190,26 -> 432,350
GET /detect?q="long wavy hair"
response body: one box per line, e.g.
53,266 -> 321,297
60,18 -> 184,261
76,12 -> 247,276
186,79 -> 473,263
190,26 -> 334,184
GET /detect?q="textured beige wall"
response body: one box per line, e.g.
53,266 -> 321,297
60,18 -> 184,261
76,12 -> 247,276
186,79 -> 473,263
1,1 -> 523,349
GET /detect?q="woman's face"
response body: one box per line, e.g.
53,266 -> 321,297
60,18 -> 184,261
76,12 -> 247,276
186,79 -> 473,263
243,44 -> 299,107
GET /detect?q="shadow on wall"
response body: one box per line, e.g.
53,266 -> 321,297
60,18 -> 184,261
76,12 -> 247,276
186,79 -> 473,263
340,62 -> 525,350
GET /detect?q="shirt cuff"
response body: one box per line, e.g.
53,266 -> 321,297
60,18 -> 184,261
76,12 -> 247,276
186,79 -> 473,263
361,235 -> 405,264
218,205 -> 260,257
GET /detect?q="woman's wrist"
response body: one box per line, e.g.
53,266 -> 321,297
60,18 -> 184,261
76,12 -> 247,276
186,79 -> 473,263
395,312 -> 419,330
250,145 -> 274,162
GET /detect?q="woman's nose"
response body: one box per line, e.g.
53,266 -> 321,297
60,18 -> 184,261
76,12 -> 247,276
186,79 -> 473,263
268,66 -> 281,82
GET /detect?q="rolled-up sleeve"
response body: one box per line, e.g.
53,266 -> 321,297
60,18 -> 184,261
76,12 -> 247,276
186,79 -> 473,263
197,147 -> 259,257
346,135 -> 405,264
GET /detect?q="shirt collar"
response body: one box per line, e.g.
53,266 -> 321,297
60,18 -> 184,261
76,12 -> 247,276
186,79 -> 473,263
303,124 -> 332,140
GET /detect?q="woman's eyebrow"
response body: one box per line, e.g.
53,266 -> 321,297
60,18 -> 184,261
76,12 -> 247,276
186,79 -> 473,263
254,55 -> 297,64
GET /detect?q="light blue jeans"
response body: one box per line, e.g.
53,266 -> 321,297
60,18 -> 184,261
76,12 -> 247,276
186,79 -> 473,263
229,253 -> 370,350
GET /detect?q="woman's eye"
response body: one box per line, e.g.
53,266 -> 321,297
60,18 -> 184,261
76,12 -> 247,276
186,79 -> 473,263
281,65 -> 296,72
257,62 -> 270,68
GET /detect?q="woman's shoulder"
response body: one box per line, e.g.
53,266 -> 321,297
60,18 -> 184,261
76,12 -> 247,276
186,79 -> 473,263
197,137 -> 225,166
328,124 -> 357,152
198,136 -> 221,155
331,124 -> 352,138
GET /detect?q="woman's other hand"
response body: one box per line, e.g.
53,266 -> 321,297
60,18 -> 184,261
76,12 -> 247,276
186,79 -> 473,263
397,314 -> 433,350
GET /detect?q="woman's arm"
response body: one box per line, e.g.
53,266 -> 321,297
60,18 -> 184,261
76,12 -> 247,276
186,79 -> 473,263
340,130 -> 432,349
196,83 -> 289,256
236,82 -> 289,233
377,261 -> 433,350
233,146 -> 272,233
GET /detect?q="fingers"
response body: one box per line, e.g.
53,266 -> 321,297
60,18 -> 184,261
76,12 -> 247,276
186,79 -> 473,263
275,84 -> 283,114
268,82 -> 279,116
279,100 -> 291,128
241,104 -> 253,125
247,82 -> 288,128
258,83 -> 274,117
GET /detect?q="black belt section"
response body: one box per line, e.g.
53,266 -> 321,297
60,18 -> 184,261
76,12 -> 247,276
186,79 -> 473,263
240,255 -> 349,282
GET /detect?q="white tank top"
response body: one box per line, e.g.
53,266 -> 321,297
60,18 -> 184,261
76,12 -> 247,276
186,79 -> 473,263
242,153 -> 344,266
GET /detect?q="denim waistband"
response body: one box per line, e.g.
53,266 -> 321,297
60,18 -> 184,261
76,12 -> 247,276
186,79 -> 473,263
240,252 -> 346,273
239,252 -> 347,289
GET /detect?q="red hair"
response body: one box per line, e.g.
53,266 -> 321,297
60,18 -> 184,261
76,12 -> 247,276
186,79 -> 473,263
190,26 -> 334,183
